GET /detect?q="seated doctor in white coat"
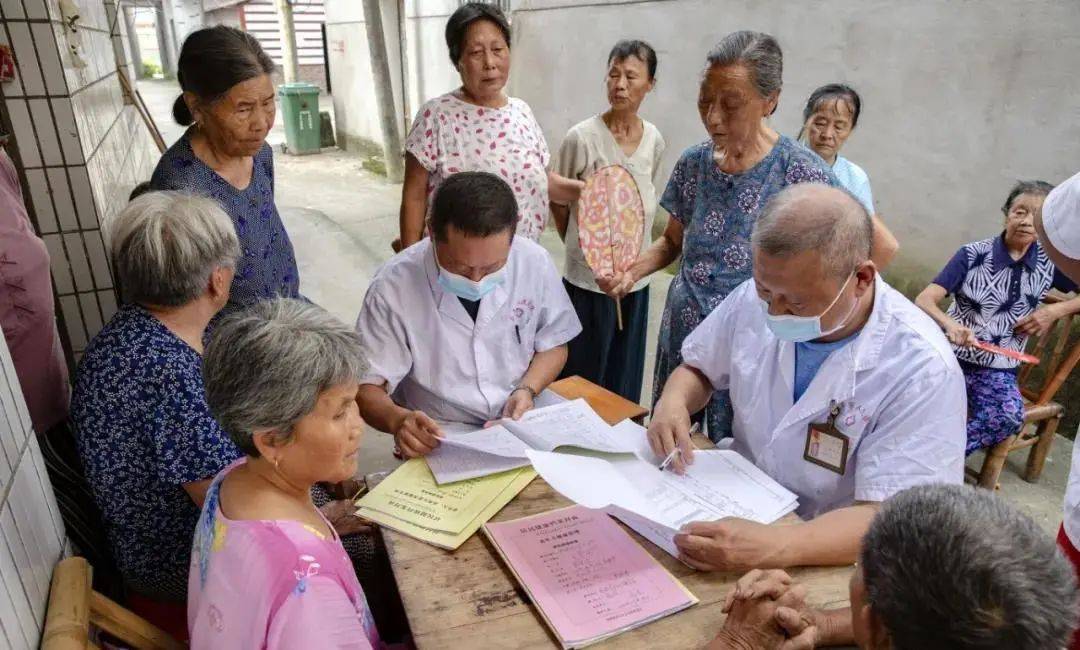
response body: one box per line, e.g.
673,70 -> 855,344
648,183 -> 966,573
355,171 -> 583,458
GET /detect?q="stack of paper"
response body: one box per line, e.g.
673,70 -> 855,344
355,458 -> 536,550
484,505 -> 698,648
426,399 -> 641,484
527,448 -> 799,558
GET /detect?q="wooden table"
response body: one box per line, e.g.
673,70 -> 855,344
376,378 -> 852,649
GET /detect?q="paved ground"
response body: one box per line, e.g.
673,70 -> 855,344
136,78 -> 1074,536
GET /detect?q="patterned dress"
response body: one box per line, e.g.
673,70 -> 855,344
933,235 -> 1077,453
189,460 -> 382,649
655,136 -> 837,439
70,305 -> 242,600
150,133 -> 300,309
405,92 -> 552,241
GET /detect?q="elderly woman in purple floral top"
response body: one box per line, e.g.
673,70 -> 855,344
599,31 -> 897,438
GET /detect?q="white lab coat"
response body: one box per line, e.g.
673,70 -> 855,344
355,237 -> 582,426
1063,437 -> 1080,546
681,276 -> 966,518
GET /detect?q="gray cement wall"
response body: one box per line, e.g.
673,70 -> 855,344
509,0 -> 1080,274
324,0 -> 1080,275
325,0 -> 459,155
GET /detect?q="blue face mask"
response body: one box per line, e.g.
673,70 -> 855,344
760,273 -> 857,343
434,250 -> 506,301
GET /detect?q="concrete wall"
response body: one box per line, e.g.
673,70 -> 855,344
508,0 -> 1080,274
324,0 -> 458,153
161,0 -> 203,44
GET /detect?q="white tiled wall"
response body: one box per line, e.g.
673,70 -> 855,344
0,328 -> 66,649
0,2 -> 157,641
2,0 -> 159,358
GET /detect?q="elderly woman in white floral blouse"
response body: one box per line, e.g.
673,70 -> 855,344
397,2 -> 582,249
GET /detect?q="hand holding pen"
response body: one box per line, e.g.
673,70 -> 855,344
657,422 -> 702,473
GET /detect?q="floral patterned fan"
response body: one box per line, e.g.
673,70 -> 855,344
578,164 -> 645,329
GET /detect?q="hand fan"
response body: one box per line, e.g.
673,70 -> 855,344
974,340 -> 1040,365
577,164 -> 645,330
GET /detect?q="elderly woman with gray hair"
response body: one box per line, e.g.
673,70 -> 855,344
70,191 -> 244,637
710,484 -> 1078,649
189,299 -> 382,648
600,30 -> 897,437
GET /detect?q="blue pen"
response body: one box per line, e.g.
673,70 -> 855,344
515,324 -> 521,344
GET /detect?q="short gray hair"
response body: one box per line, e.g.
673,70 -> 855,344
706,31 -> 783,104
751,184 -> 872,279
202,298 -> 368,456
105,191 -> 239,306
861,484 -> 1078,650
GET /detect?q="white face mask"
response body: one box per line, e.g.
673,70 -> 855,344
433,247 -> 506,302
760,272 -> 858,343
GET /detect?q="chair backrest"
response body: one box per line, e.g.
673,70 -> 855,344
1018,292 -> 1080,405
42,556 -> 184,650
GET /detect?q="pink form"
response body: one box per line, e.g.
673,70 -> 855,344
485,505 -> 694,645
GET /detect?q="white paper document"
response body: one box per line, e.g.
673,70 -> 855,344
425,399 -> 641,484
526,449 -> 800,558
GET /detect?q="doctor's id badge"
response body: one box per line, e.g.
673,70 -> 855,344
803,401 -> 850,475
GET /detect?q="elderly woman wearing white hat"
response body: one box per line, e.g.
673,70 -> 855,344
1036,170 -> 1080,650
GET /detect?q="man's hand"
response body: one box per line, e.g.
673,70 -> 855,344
393,410 -> 443,457
501,388 -> 535,420
675,519 -> 791,573
775,606 -> 819,650
319,499 -> 375,536
596,270 -> 636,301
721,570 -> 819,650
944,321 -> 977,347
646,403 -> 695,473
709,597 -> 788,650
1015,305 -> 1061,337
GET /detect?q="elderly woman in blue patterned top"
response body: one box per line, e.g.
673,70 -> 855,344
799,83 -> 876,216
599,31 -> 898,437
916,181 -> 1080,454
150,26 -> 300,309
70,193 -> 361,639
70,192 -> 243,636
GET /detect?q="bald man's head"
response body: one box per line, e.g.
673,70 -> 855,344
752,184 -> 873,280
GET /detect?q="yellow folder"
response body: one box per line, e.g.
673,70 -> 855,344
355,458 -> 536,550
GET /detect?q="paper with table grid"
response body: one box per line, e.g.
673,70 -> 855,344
425,399 -> 641,484
527,445 -> 799,558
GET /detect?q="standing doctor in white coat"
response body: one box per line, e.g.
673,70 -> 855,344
356,172 -> 582,458
649,184 -> 966,573
1035,170 -> 1080,650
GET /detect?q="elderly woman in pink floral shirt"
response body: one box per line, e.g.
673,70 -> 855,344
397,2 -> 582,249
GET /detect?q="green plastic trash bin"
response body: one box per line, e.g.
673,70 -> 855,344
278,83 -> 321,155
